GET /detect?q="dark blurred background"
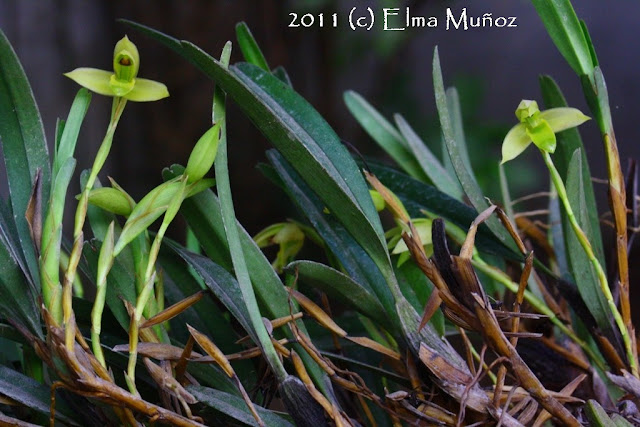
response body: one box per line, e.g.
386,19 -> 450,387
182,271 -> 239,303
1,0 -> 639,238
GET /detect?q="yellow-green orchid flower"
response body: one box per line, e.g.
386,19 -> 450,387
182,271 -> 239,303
64,36 -> 168,101
386,218 -> 433,267
254,222 -> 305,273
501,100 -> 590,164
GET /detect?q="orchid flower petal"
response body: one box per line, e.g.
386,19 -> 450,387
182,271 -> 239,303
123,78 -> 169,102
501,123 -> 531,164
64,68 -> 115,97
540,107 -> 591,133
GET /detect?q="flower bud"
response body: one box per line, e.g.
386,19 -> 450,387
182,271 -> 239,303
185,122 -> 222,183
86,187 -> 134,216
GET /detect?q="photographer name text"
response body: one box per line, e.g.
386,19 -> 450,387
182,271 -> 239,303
288,7 -> 517,31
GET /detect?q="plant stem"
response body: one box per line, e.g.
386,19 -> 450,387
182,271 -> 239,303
74,97 -> 127,238
67,97 -> 126,353
542,150 -> 636,374
125,177 -> 188,393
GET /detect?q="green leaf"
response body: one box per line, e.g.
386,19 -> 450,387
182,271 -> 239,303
157,246 -> 229,343
564,149 -> 613,335
235,22 -> 270,72
212,50 -> 288,382
189,50 -> 388,265
446,87 -> 473,174
286,260 -> 387,326
582,67 -> 613,134
394,113 -> 462,199
540,75 -> 604,268
167,242 -> 255,343
344,91 -> 428,182
433,47 -> 517,252
395,261 -> 445,336
0,29 -> 50,287
0,229 -> 42,338
531,0 -> 595,76
189,385 -> 294,427
0,365 -> 78,425
584,400 -> 621,427
53,88 -> 91,179
162,178 -> 332,393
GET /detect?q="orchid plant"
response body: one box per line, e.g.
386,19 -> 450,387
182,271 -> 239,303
0,0 -> 638,425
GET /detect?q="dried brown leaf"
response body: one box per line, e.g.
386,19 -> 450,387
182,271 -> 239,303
113,342 -> 202,361
140,290 -> 206,329
143,357 -> 197,404
346,336 -> 401,360
287,288 -> 347,337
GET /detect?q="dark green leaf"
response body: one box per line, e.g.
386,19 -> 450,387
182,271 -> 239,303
235,22 -> 270,72
395,261 -> 445,336
158,245 -> 237,349
286,260 -> 387,326
266,151 -> 394,318
565,150 -> 613,335
272,66 -> 292,87
179,44 -> 388,269
432,47 -> 517,252
394,113 -> 462,199
167,242 -> 255,343
0,365 -> 78,425
189,385 -> 294,427
0,29 -> 50,287
447,87 -> 474,179
0,236 -> 41,338
344,91 -> 428,182
531,0 -> 595,76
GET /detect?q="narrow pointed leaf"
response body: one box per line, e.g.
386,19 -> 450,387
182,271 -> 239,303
0,365 -> 78,425
565,150 -> 613,334
53,89 -> 91,178
286,260 -> 387,325
531,0 -> 594,77
0,29 -> 50,286
345,91 -> 428,182
394,113 -> 462,199
235,22 -> 270,72
433,47 -> 517,252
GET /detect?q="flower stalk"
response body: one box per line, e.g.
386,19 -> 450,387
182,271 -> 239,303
542,150 -> 636,374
